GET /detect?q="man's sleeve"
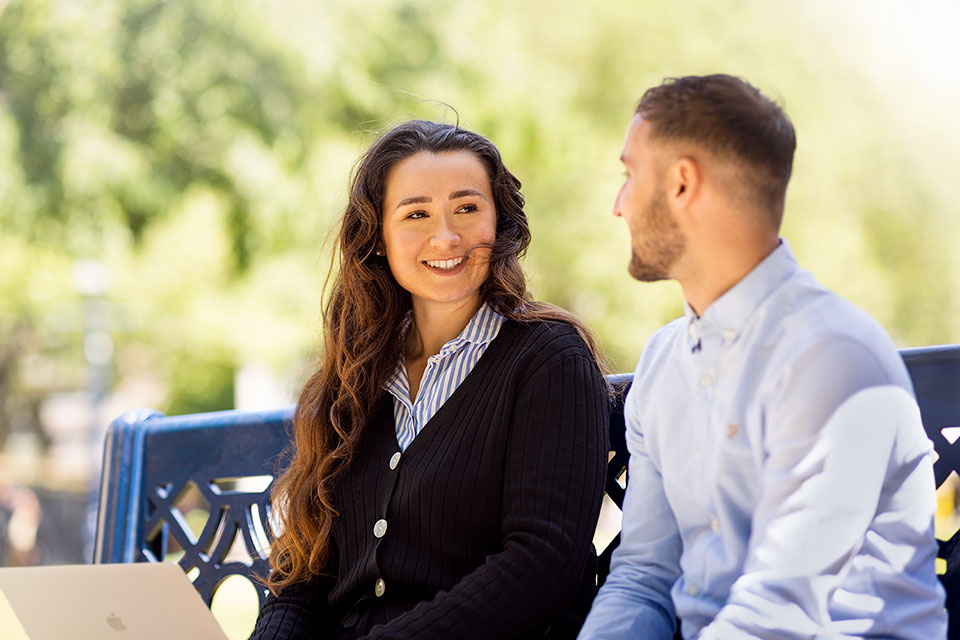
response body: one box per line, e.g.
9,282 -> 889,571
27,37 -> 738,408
578,381 -> 682,640
699,337 -> 923,639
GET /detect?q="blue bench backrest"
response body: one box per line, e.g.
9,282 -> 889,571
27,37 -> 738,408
94,346 -> 960,626
95,407 -> 292,607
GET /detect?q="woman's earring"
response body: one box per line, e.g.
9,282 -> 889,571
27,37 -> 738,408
375,248 -> 385,257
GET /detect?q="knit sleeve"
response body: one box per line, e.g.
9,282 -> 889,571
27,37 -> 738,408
363,347 -> 610,639
249,572 -> 338,639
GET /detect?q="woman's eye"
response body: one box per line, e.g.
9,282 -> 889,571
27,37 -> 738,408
406,210 -> 427,219
456,203 -> 478,214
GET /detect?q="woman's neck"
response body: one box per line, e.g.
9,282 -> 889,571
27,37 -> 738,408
405,296 -> 483,360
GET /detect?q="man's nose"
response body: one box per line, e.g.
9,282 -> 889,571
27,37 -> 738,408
613,188 -> 624,218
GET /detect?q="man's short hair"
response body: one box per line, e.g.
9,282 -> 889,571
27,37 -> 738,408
637,74 -> 796,225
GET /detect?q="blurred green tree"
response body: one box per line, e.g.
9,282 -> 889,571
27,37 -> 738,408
0,0 -> 320,269
0,0 -> 957,436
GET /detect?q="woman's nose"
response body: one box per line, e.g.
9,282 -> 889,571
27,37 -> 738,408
429,216 -> 460,249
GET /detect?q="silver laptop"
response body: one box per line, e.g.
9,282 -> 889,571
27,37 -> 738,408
0,562 -> 229,639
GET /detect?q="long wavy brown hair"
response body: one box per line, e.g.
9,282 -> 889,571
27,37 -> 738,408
265,120 -> 606,594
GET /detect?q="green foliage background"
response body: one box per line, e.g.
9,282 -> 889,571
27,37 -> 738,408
1,0 -> 958,431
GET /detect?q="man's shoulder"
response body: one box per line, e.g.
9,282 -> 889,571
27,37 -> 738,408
762,271 -> 909,385
778,272 -> 893,344
778,269 -> 878,327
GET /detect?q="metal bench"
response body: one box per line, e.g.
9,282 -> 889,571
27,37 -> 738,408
94,345 -> 960,635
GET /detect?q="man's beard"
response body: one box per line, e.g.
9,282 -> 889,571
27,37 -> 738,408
628,190 -> 686,282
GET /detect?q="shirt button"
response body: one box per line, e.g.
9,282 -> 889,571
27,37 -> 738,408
711,519 -> 720,532
374,578 -> 386,597
688,323 -> 697,337
693,449 -> 703,461
687,583 -> 699,596
700,374 -> 714,387
724,329 -> 737,340
389,452 -> 401,470
373,519 -> 388,538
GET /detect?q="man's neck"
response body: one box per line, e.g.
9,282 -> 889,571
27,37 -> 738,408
681,236 -> 780,316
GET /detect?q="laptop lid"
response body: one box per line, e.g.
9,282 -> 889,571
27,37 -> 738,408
0,562 -> 229,640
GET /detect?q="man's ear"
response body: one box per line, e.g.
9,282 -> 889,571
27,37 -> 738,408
668,157 -> 700,209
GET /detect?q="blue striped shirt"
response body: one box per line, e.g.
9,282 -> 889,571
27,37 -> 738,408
385,303 -> 506,451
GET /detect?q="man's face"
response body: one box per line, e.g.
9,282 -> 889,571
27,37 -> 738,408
614,115 -> 686,282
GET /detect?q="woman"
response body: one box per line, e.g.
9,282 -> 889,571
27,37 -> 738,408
252,120 -> 609,639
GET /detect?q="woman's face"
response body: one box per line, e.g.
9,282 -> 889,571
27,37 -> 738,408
381,151 -> 497,316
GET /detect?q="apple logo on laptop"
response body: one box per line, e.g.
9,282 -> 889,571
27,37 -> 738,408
106,613 -> 127,631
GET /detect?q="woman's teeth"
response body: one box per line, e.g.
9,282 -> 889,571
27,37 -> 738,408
425,257 -> 465,270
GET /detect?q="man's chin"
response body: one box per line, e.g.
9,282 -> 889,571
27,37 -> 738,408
628,256 -> 669,282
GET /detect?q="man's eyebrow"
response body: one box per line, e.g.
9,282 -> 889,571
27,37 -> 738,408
449,189 -> 487,201
396,196 -> 431,209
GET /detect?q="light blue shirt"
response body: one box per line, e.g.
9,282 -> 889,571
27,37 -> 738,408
580,240 -> 946,639
385,303 -> 506,451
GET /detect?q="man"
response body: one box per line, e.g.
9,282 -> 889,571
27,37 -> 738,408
579,75 -> 946,639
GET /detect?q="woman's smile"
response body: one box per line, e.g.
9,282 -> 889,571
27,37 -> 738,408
423,256 -> 467,273
423,256 -> 466,271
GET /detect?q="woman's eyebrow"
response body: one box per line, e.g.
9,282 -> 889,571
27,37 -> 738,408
395,189 -> 486,210
449,188 -> 487,201
396,195 -> 431,209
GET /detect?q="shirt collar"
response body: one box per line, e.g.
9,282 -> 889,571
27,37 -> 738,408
685,239 -> 799,344
396,303 -> 504,350
445,302 -> 506,350
385,303 -> 506,392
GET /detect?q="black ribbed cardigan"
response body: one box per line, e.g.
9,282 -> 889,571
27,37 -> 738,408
251,320 -> 609,639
